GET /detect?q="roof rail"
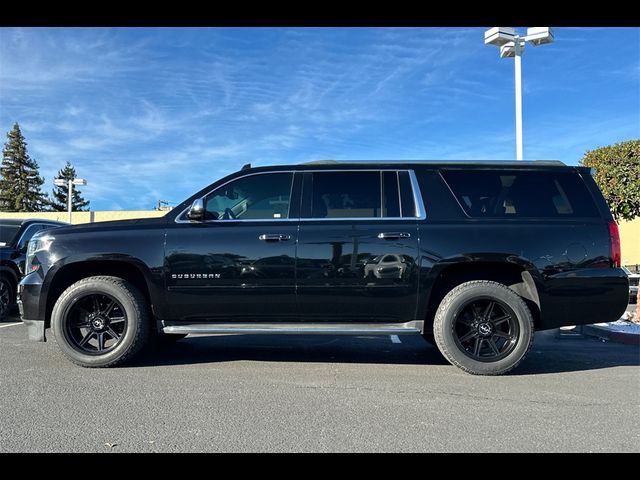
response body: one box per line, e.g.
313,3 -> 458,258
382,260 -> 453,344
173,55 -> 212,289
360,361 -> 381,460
298,159 -> 567,166
533,160 -> 566,166
302,160 -> 340,165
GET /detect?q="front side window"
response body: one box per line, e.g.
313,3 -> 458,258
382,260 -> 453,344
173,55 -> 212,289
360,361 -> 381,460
204,173 -> 293,220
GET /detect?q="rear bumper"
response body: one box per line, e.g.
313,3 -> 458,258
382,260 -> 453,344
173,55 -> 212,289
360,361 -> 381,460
538,268 -> 630,330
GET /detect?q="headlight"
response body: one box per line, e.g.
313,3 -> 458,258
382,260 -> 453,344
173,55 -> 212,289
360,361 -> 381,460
25,235 -> 55,274
27,235 -> 55,256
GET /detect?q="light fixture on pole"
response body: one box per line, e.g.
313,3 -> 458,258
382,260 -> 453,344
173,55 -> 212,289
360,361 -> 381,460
54,177 -> 87,224
484,27 -> 554,160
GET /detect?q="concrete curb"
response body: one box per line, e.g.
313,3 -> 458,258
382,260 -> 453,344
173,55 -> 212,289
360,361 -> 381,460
582,324 -> 640,346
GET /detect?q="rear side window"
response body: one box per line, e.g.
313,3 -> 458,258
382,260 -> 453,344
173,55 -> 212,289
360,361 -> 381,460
310,172 -> 381,219
304,170 -> 419,219
441,170 -> 599,218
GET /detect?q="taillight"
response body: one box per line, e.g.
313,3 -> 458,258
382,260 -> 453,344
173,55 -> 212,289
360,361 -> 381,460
608,220 -> 621,268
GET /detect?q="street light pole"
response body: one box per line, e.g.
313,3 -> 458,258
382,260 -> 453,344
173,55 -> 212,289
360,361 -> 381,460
514,35 -> 523,160
67,179 -> 73,224
484,27 -> 554,160
54,176 -> 87,224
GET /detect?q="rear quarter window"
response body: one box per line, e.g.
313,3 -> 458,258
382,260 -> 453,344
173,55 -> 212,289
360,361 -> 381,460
440,170 -> 599,218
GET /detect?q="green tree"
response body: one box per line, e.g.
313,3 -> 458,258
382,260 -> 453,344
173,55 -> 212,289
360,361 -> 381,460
0,123 -> 48,212
580,139 -> 640,222
50,161 -> 90,212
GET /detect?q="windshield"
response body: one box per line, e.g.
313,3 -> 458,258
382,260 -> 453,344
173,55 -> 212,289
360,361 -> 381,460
0,224 -> 20,246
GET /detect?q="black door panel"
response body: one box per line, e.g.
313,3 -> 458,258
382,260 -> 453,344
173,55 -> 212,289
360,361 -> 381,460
163,171 -> 298,322
164,222 -> 298,321
296,221 -> 419,322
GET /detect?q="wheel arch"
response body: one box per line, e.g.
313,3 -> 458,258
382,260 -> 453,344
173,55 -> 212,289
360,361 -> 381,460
0,263 -> 20,285
422,257 -> 542,333
44,259 -> 155,329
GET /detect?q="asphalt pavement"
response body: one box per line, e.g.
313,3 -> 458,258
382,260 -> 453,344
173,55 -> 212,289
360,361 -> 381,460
1,316 -> 638,452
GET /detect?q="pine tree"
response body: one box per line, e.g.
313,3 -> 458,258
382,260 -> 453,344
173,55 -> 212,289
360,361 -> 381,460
50,161 -> 90,212
0,123 -> 47,212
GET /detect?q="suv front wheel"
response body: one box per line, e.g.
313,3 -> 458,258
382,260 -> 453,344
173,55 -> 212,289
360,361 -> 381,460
0,275 -> 15,321
433,280 -> 534,375
51,276 -> 150,368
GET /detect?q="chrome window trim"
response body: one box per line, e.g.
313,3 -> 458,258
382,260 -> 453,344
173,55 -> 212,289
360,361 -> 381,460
379,171 -> 384,217
409,170 -> 427,220
175,168 -> 427,223
397,171 -> 403,217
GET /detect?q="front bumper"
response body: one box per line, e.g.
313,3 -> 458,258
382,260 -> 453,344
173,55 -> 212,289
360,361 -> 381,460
17,273 -> 47,342
22,318 -> 46,342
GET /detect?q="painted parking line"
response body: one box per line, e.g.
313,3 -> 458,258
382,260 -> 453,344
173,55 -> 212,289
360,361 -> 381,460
0,322 -> 22,329
390,335 -> 402,344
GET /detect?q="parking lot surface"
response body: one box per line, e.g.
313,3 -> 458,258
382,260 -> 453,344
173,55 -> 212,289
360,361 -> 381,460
1,316 -> 638,452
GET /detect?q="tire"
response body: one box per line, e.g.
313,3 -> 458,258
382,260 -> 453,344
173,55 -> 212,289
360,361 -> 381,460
433,280 -> 534,376
51,276 -> 150,368
0,275 -> 15,321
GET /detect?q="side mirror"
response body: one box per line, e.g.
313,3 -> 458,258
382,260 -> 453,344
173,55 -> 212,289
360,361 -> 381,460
186,198 -> 205,221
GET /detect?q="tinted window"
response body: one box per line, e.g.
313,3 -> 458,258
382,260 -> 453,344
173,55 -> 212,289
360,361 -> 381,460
441,170 -> 599,218
398,171 -> 416,218
382,171 -> 400,217
205,173 -> 293,220
0,225 -> 20,246
310,172 -> 381,219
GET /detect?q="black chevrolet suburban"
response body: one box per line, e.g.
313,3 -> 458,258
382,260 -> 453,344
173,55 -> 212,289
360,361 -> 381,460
18,161 -> 629,375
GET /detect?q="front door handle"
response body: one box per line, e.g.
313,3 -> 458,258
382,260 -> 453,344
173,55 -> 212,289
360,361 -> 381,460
377,232 -> 411,240
258,234 -> 292,242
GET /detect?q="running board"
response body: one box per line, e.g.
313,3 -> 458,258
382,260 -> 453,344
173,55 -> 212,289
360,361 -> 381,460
162,321 -> 423,336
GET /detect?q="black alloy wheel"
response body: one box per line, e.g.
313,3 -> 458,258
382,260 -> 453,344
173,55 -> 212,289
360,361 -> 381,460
452,298 -> 519,362
64,293 -> 128,354
433,280 -> 534,375
52,276 -> 150,368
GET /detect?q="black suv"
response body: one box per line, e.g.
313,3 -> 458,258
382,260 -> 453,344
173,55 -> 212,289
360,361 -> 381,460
1,219 -> 66,319
18,161 -> 629,375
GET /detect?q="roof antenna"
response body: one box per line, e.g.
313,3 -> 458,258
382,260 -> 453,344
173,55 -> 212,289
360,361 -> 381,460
241,163 -> 251,170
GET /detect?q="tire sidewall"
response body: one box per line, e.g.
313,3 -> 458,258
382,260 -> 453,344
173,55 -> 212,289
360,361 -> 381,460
435,282 -> 533,375
52,279 -> 144,367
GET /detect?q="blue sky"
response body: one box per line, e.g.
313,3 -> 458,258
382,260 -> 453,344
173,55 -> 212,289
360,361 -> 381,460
0,27 -> 638,211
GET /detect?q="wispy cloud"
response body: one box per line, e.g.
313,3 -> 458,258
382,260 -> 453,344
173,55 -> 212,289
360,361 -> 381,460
1,27 -> 638,210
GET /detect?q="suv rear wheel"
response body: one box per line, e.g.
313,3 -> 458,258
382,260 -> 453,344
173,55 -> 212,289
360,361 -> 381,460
51,276 -> 150,368
433,280 -> 534,375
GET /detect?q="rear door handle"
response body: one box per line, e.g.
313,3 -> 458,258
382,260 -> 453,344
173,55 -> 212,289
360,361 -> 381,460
258,234 -> 292,242
377,232 -> 411,240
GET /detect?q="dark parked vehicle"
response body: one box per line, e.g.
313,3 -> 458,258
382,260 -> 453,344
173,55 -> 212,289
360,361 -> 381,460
18,161 -> 629,375
1,219 -> 67,320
